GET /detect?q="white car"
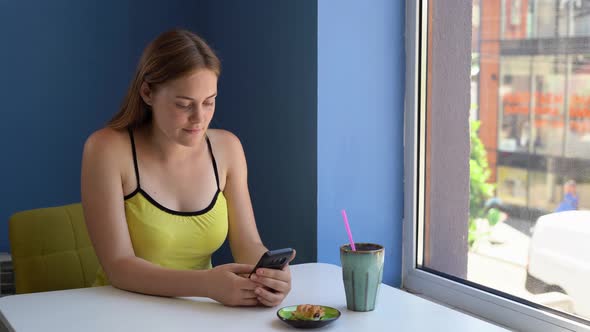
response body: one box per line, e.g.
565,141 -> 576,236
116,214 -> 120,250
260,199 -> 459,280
526,210 -> 590,318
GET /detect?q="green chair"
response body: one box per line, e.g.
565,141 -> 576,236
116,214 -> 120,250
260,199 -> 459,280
8,203 -> 99,294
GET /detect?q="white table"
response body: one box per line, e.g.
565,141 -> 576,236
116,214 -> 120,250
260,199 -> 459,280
0,263 -> 507,331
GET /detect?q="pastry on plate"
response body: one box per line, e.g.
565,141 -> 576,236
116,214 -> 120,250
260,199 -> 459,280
292,304 -> 325,320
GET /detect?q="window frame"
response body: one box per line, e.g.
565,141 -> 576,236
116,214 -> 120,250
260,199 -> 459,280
402,1 -> 590,331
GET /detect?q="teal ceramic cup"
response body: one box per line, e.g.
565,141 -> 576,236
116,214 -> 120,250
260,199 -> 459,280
340,243 -> 384,312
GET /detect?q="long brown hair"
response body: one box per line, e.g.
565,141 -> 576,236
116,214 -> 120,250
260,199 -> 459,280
108,29 -> 221,129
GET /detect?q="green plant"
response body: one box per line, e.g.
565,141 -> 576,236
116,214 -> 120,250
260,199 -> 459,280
468,120 -> 495,247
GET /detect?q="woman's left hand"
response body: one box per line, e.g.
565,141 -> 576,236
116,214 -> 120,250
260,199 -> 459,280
250,251 -> 296,307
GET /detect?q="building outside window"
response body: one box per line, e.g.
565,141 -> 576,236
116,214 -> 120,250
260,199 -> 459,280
477,0 -> 590,213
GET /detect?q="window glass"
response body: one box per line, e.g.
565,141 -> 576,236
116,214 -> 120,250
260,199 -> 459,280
420,0 -> 590,324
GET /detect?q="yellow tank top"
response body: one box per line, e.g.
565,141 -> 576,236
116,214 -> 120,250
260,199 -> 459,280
93,129 -> 228,286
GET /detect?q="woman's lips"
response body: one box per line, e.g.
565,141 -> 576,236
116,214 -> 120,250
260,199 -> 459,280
183,128 -> 202,134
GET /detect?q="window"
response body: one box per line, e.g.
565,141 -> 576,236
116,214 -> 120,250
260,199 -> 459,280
403,1 -> 590,331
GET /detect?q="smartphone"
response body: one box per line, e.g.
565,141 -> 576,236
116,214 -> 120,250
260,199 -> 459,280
249,248 -> 294,277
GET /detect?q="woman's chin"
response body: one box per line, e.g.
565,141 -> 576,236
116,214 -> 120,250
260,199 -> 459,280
177,132 -> 204,146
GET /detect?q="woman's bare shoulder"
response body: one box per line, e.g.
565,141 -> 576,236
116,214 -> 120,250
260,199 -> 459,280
83,127 -> 130,161
206,129 -> 247,181
207,129 -> 244,156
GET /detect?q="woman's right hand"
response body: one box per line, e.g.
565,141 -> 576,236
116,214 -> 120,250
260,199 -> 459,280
205,264 -> 259,306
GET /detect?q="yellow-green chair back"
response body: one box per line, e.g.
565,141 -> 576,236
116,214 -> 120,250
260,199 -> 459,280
9,203 -> 99,294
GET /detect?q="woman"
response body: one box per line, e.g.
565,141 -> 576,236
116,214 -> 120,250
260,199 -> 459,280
81,29 -> 294,307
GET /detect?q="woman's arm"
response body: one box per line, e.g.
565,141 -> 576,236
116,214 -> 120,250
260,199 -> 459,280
220,131 -> 268,264
218,131 -> 295,307
81,129 -> 257,305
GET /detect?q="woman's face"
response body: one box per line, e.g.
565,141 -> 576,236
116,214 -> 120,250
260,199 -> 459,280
144,69 -> 218,147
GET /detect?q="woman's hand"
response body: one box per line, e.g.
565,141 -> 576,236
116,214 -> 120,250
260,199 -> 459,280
250,251 -> 296,307
205,263 -> 259,307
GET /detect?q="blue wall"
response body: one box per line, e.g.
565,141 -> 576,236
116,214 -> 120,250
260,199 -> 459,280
0,1 -> 202,252
317,0 -> 405,286
198,0 -> 318,265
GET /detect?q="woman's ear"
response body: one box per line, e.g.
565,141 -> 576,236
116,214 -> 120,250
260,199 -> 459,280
140,81 -> 153,106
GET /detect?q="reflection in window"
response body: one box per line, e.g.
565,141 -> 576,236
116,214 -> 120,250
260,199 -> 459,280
502,0 -> 590,39
567,54 -> 590,159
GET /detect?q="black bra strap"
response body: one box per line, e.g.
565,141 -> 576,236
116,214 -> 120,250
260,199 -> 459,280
205,135 -> 220,190
127,128 -> 141,188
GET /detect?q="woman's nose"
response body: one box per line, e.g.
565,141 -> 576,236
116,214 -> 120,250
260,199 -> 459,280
189,107 -> 204,123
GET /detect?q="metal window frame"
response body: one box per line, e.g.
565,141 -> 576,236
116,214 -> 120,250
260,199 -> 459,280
402,1 -> 590,331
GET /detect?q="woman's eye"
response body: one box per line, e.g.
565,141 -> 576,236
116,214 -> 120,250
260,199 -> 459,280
176,103 -> 192,110
204,101 -> 215,107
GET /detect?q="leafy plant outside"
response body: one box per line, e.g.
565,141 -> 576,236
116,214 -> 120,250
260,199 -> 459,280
469,120 -> 496,247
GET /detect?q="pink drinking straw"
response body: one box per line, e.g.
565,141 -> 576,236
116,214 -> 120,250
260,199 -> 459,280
341,209 -> 356,251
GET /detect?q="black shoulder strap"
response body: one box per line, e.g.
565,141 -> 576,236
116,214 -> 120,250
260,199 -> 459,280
205,135 -> 220,190
127,128 -> 141,188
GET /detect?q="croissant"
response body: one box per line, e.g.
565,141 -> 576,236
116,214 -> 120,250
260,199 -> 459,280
293,304 -> 325,320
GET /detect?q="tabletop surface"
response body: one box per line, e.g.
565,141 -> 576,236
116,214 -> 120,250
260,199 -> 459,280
0,263 -> 508,331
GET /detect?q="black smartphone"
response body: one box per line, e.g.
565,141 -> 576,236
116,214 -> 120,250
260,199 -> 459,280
249,248 -> 294,277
